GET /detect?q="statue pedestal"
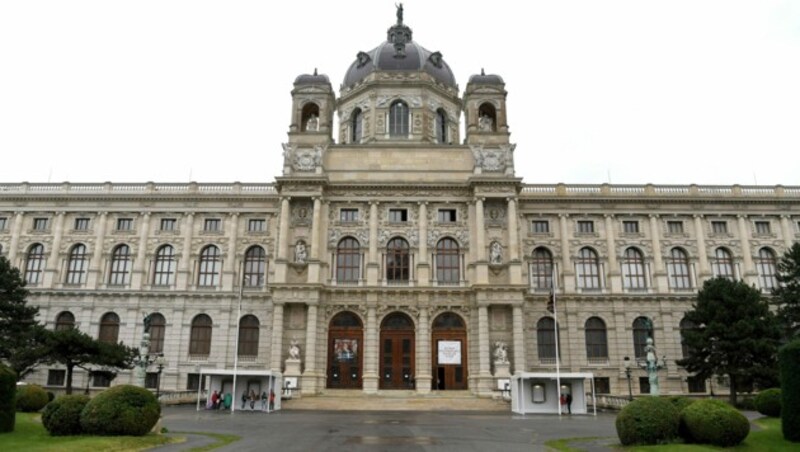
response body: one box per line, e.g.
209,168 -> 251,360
493,362 -> 511,399
284,358 -> 302,377
493,362 -> 511,379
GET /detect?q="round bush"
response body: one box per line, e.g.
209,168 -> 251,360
615,397 -> 681,445
46,391 -> 55,402
41,395 -> 90,436
681,399 -> 750,447
80,385 -> 160,436
15,384 -> 49,412
667,396 -> 695,413
755,388 -> 781,417
735,396 -> 756,411
0,364 -> 16,433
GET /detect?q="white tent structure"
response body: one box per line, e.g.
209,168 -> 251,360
195,369 -> 282,413
511,372 -> 596,415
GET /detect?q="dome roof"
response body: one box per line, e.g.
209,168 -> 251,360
343,14 -> 456,89
294,70 -> 330,86
468,69 -> 504,85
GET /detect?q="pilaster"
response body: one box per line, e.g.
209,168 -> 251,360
87,212 -> 108,288
176,213 -> 194,289
363,305 -> 379,393
507,197 -> 522,284
649,214 -> 667,290
474,198 -> 488,284
301,303 -> 320,393
8,211 -> 24,265
693,215 -> 710,281
417,202 -> 430,284
415,306 -> 432,393
366,202 -> 379,285
131,212 -> 150,289
275,197 -> 291,283
737,215 -> 757,285
512,305 -> 526,373
270,302 -> 285,371
559,214 -> 575,292
44,212 -> 65,287
604,214 -> 620,292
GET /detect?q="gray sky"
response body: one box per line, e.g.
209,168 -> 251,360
1,0 -> 798,186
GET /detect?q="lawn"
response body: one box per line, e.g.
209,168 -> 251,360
0,412 -> 181,452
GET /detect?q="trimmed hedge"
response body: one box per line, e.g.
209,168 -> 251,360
41,395 -> 90,436
80,385 -> 161,436
755,388 -> 781,417
680,399 -> 750,447
0,364 -> 16,433
780,339 -> 800,442
15,384 -> 49,412
615,397 -> 680,445
667,396 -> 695,413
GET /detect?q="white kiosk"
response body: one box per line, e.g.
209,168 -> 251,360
195,369 -> 282,413
511,372 -> 596,415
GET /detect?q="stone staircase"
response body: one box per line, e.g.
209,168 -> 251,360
281,390 -> 510,411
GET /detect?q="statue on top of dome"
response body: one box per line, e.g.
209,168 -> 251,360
396,3 -> 404,25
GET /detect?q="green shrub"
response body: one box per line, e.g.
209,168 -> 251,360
735,396 -> 756,411
0,364 -> 16,433
15,384 -> 49,412
41,395 -> 90,436
681,399 -> 750,447
667,396 -> 695,413
46,391 -> 55,402
780,339 -> 800,442
615,397 -> 680,445
80,385 -> 161,436
755,388 -> 781,417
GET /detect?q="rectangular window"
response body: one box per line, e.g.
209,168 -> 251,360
74,218 -> 90,230
145,372 -> 160,389
160,218 -> 177,231
593,377 -> 610,394
33,218 -> 49,231
388,209 -> 408,223
92,372 -> 112,388
531,220 -> 550,234
755,221 -> 771,235
711,221 -> 728,234
116,218 -> 133,231
340,209 -> 359,222
577,220 -> 594,234
667,220 -> 684,234
687,375 -> 706,393
203,218 -> 221,232
186,373 -> 207,391
622,220 -> 639,234
47,369 -> 66,386
638,376 -> 650,394
0,217 -> 7,230
437,209 -> 457,223
247,219 -> 266,232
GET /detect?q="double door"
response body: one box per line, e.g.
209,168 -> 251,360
380,330 -> 415,389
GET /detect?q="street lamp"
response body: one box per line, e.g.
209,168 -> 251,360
623,356 -> 633,401
154,354 -> 167,399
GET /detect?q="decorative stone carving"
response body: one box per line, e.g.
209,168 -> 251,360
470,145 -> 516,173
490,241 -> 503,264
493,341 -> 509,365
288,339 -> 301,361
291,145 -> 326,172
294,241 -> 308,264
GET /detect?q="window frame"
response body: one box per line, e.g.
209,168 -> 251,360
385,237 -> 410,282
160,218 -> 177,231
340,208 -> 359,223
667,247 -> 692,289
584,317 -> 609,360
336,237 -> 361,283
437,209 -> 457,223
33,217 -> 49,231
388,100 -> 409,137
116,218 -> 133,231
25,243 -> 46,285
667,220 -> 684,234
203,218 -> 221,232
530,247 -> 553,290
621,247 -> 647,290
74,217 -> 90,231
435,238 -> 460,284
622,220 -> 639,234
153,245 -> 176,286
108,244 -> 132,286
576,220 -> 594,234
65,244 -> 88,285
531,220 -> 550,234
243,246 -> 266,287
576,247 -> 601,289
189,314 -> 213,356
388,208 -> 408,223
197,245 -> 221,287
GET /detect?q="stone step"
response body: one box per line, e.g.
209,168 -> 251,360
282,390 -> 510,411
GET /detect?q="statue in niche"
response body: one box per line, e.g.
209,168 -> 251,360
305,114 -> 319,131
478,114 -> 494,131
288,340 -> 301,361
493,341 -> 509,364
295,241 -> 308,264
490,241 -> 503,264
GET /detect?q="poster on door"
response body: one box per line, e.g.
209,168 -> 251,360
333,338 -> 358,362
438,340 -> 461,365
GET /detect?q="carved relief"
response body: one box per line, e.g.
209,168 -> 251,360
291,202 -> 312,226
470,144 -> 516,173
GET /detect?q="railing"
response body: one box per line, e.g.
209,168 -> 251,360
520,183 -> 800,198
0,182 -> 277,195
159,390 -> 201,404
590,393 -> 631,410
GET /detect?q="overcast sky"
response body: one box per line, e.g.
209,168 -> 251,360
1,1 -> 798,186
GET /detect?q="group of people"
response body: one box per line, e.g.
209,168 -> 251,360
559,392 -> 573,414
209,388 -> 275,412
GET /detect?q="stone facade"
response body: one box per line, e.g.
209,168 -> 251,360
1,13 -> 799,399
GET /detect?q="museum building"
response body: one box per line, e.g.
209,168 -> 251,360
1,11 -> 799,400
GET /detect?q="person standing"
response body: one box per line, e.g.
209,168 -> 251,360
249,389 -> 257,409
260,391 -> 268,411
566,393 -> 573,414
241,390 -> 248,409
269,389 -> 276,411
559,393 -> 567,414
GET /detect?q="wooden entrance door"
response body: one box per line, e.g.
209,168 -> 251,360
431,312 -> 468,390
327,311 -> 363,389
379,313 -> 415,390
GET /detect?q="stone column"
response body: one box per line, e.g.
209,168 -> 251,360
177,213 -> 194,289
301,303 -> 319,392
649,214 -> 667,290
737,215 -> 757,285
7,211 -> 24,265
88,212 -> 108,288
780,215 -> 794,248
275,197 -> 290,283
417,202 -> 430,284
131,213 -> 150,289
307,197 -> 322,283
559,214 -> 574,291
270,302 -> 285,371
44,212 -> 66,287
474,198 -> 488,283
363,305 -> 378,393
416,306 -> 432,393
512,305 -> 526,373
693,215 -> 710,280
477,305 -> 492,393
367,202 -> 379,284
507,197 -> 522,284
604,214 -> 620,292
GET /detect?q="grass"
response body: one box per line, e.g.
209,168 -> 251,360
173,431 -> 241,452
545,435 -> 610,451
0,412 -> 181,452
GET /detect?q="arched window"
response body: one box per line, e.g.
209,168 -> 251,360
632,317 -> 652,359
530,247 -> 554,290
478,102 -> 497,131
189,314 -> 213,356
336,237 -> 361,283
756,248 -> 778,290
679,317 -> 696,359
576,247 -> 600,289
351,108 -> 363,143
622,247 -> 646,290
98,312 -> 120,343
55,311 -> 75,331
25,243 -> 45,285
65,244 -> 88,285
585,317 -> 608,360
108,244 -> 132,286
243,246 -> 266,287
435,238 -> 459,284
435,108 -> 447,143
148,313 -> 166,354
711,247 -> 734,280
536,317 -> 560,361
386,237 -> 410,282
238,315 -> 260,357
667,248 -> 691,289
153,245 -> 176,286
301,102 -> 320,132
198,245 -> 221,287
389,101 -> 409,137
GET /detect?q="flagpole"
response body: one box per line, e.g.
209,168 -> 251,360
231,260 -> 244,414
552,265 -> 562,417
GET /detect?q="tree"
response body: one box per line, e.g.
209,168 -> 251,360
774,242 -> 800,340
677,277 -> 781,405
46,328 -> 138,394
0,256 -> 49,379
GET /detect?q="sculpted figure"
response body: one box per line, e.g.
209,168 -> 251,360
493,341 -> 509,364
490,241 -> 503,264
295,241 -> 308,264
305,114 -> 319,131
289,340 -> 301,360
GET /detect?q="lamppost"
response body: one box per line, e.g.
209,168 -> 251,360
154,354 -> 167,399
623,356 -> 633,401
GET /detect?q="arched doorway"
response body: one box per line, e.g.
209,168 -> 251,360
327,311 -> 363,389
431,312 -> 468,390
379,312 -> 415,390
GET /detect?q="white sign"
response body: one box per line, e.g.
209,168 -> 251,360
438,340 -> 462,365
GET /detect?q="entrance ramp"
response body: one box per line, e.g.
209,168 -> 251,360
282,390 -> 509,411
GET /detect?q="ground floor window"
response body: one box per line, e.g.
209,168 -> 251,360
92,371 -> 113,388
593,377 -> 610,394
638,377 -> 650,394
187,373 -> 207,391
145,372 -> 160,389
47,369 -> 65,386
687,375 -> 706,393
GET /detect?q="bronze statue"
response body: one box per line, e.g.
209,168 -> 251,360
396,3 -> 403,25
143,312 -> 153,334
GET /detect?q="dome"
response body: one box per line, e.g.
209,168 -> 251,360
468,69 -> 504,85
294,70 -> 331,86
343,13 -> 456,89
